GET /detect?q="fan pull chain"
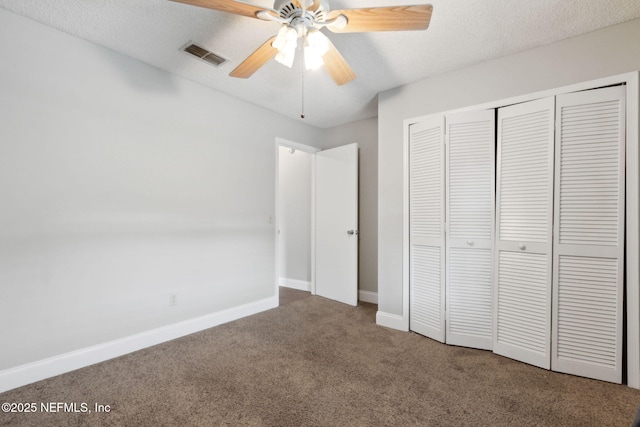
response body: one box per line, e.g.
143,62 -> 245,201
301,64 -> 305,119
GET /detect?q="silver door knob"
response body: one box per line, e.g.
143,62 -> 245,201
347,230 -> 358,235
466,240 -> 474,246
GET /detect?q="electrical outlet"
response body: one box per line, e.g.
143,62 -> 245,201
169,293 -> 178,307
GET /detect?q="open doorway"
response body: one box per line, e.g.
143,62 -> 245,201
275,138 -> 319,304
275,137 -> 360,307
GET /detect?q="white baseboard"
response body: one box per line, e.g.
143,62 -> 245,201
279,277 -> 311,291
358,290 -> 378,304
0,296 -> 278,394
376,311 -> 408,331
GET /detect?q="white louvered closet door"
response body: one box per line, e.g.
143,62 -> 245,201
552,86 -> 625,383
445,110 -> 495,350
494,97 -> 555,369
409,116 -> 446,342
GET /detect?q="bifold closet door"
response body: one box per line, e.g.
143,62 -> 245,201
494,97 -> 555,369
409,116 -> 446,342
445,110 -> 495,350
552,86 -> 625,383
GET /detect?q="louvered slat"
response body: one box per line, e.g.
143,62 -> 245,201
410,126 -> 442,239
445,110 -> 495,350
558,99 -> 621,246
448,118 -> 494,240
411,245 -> 442,331
494,97 -> 554,370
496,251 -> 548,357
409,117 -> 445,342
498,108 -> 553,243
552,86 -> 625,384
557,256 -> 618,366
448,248 -> 492,338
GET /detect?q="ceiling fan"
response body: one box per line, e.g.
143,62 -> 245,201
172,0 -> 433,85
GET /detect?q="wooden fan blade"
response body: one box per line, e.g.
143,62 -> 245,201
308,0 -> 322,12
323,39 -> 356,86
327,4 -> 432,33
230,36 -> 278,78
171,0 -> 277,20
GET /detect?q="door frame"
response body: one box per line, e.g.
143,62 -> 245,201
401,71 -> 640,388
275,137 -> 320,301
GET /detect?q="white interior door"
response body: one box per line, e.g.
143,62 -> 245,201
409,116 -> 446,342
315,143 -> 359,306
551,86 -> 626,383
445,110 -> 495,350
494,97 -> 555,369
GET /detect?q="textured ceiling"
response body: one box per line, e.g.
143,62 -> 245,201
1,0 -> 640,128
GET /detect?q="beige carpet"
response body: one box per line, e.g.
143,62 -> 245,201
1,291 -> 639,426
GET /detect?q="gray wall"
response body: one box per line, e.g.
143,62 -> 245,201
0,9 -> 324,371
377,18 -> 640,317
322,118 -> 378,295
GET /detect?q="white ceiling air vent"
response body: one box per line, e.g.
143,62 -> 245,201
182,42 -> 227,67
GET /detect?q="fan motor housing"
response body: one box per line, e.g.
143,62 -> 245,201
274,0 -> 328,22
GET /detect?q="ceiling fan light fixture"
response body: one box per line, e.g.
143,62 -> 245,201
178,0 -> 433,85
306,29 -> 329,55
304,45 -> 323,70
272,25 -> 288,50
275,43 -> 296,68
273,25 -> 298,68
304,29 -> 329,70
275,48 -> 295,68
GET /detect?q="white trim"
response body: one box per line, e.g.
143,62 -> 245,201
626,72 -> 640,389
359,290 -> 378,304
401,118 -> 411,331
311,153 -> 317,296
0,296 -> 277,394
279,277 -> 312,291
376,311 -> 408,331
402,72 -> 640,388
275,141 -> 281,303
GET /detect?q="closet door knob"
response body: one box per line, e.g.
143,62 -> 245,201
519,244 -> 526,250
466,240 -> 474,246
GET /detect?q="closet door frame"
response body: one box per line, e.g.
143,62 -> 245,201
401,71 -> 639,388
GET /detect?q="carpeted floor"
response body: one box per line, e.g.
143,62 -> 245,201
1,289 -> 639,426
